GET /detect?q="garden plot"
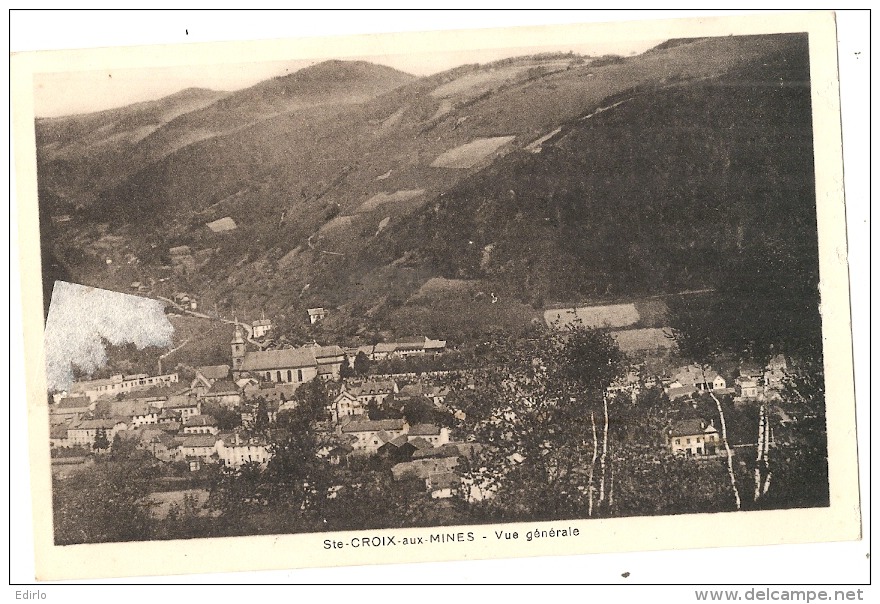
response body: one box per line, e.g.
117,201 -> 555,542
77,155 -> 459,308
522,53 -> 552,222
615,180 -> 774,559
430,136 -> 516,169
544,302 -> 640,329
357,189 -> 425,213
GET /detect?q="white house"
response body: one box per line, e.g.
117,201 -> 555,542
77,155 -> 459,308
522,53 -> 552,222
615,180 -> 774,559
69,372 -> 179,401
341,419 -> 408,455
669,365 -> 726,392
178,434 -> 219,461
183,414 -> 219,435
307,308 -> 326,324
330,389 -> 365,423
216,433 -> 271,468
667,419 -> 720,457
407,424 -> 450,447
67,419 -> 128,448
252,318 -> 273,339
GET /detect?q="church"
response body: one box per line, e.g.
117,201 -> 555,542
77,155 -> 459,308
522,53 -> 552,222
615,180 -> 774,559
230,324 -> 345,384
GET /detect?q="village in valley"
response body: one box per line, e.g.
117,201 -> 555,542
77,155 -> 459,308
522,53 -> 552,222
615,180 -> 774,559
47,294 -> 810,537
34,32 -> 828,543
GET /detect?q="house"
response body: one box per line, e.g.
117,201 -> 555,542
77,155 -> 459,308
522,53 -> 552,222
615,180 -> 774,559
330,389 -> 365,423
394,338 -> 427,358
146,432 -> 180,462
424,338 -> 447,355
667,419 -> 720,457
192,365 -> 231,391
69,372 -> 179,401
371,342 -> 397,361
735,376 -> 761,400
67,419 -> 128,448
50,396 -> 94,421
252,318 -> 273,339
377,434 -> 418,461
427,472 -> 460,499
349,379 -> 398,406
341,419 -> 408,455
164,395 -> 201,420
391,456 -> 459,481
49,424 -> 71,448
109,400 -> 159,427
178,434 -> 219,461
200,380 -> 242,408
668,365 -> 726,392
216,433 -> 271,468
307,308 -> 326,324
407,424 -> 450,447
183,415 -> 219,435
764,354 -> 789,400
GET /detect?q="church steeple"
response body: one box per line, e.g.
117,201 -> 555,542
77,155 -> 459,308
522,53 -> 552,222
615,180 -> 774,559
231,319 -> 246,369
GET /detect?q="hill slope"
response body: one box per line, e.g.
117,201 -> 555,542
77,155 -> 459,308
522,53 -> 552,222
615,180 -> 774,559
37,35 -> 818,349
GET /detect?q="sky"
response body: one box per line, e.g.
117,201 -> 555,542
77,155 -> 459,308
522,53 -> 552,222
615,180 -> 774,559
22,12 -> 663,117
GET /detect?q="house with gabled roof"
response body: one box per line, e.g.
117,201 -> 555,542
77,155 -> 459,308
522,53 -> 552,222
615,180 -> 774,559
341,418 -> 408,455
108,400 -> 159,427
50,396 -> 94,421
330,388 -> 364,423
68,419 -> 128,448
183,414 -> 219,435
252,317 -> 273,339
407,423 -> 450,447
666,418 -> 720,457
200,379 -> 242,408
669,365 -> 727,392
179,434 -> 219,461
427,472 -> 460,499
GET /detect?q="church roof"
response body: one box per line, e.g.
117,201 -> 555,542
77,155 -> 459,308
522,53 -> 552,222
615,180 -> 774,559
240,347 -> 318,372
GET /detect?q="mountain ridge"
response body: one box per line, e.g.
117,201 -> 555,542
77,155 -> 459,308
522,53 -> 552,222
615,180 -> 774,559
37,34 -> 819,352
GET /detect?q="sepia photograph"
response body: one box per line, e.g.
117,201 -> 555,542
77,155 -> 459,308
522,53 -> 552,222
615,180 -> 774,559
9,10 -> 866,585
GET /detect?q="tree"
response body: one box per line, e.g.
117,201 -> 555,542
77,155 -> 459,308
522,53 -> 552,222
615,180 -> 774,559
353,351 -> 371,376
339,356 -> 355,379
109,433 -> 139,460
208,378 -> 337,530
53,456 -> 159,544
93,428 -> 110,452
446,324 -> 625,521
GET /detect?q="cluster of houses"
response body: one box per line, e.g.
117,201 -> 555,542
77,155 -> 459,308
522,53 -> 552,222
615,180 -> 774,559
49,325 -> 476,498
605,355 -> 792,405
49,316 -> 796,499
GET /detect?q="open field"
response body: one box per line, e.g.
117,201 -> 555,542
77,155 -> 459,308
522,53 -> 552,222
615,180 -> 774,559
430,136 -> 516,169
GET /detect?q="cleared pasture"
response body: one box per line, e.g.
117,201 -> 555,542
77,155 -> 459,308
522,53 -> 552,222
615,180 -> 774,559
544,303 -> 640,329
612,327 -> 676,352
430,136 -> 516,169
357,189 -> 425,213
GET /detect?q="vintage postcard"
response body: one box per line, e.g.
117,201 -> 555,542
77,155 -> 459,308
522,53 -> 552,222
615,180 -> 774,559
10,11 -> 863,582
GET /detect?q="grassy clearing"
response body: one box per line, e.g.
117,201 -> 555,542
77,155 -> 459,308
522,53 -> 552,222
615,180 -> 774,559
544,303 -> 640,329
430,136 -> 516,169
357,189 -> 425,213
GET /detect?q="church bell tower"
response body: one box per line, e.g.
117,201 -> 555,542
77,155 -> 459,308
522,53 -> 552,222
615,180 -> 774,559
231,320 -> 246,370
